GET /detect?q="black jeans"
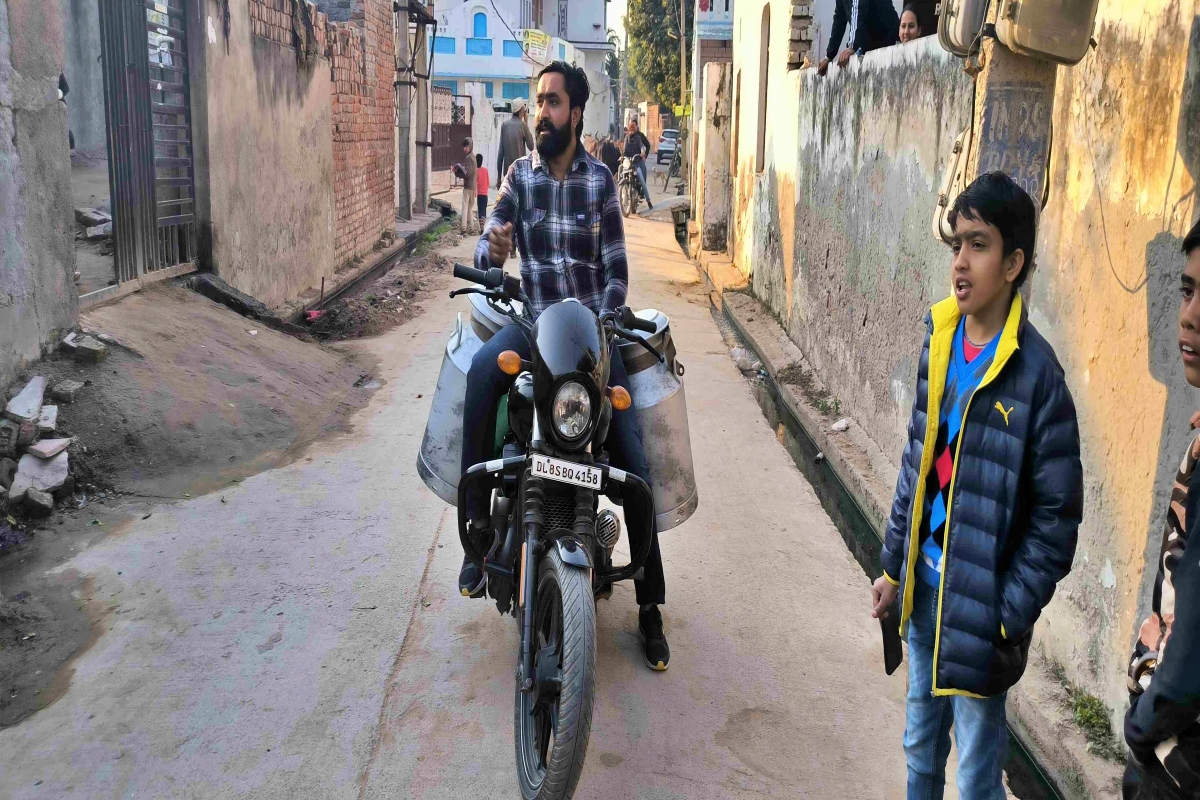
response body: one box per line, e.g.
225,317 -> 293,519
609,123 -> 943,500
1123,762 -> 1188,800
460,324 -> 666,606
477,195 -> 487,224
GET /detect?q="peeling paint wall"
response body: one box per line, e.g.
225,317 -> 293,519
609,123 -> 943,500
0,0 -> 78,388
189,0 -> 336,310
728,0 -> 1200,722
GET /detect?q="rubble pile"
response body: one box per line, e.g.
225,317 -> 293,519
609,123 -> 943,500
74,208 -> 114,284
1,333 -> 108,518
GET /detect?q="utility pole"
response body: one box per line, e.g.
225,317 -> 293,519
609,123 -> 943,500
679,0 -> 687,109
396,2 -> 412,221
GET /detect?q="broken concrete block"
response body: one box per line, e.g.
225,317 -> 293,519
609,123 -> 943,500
60,332 -> 78,353
24,488 -> 54,517
8,451 -> 69,502
5,376 -> 47,423
50,380 -> 85,403
0,420 -> 18,457
75,208 -> 111,226
0,458 -> 16,490
73,336 -> 108,363
26,437 -> 73,459
37,405 -> 57,434
16,418 -> 37,447
85,222 -> 113,239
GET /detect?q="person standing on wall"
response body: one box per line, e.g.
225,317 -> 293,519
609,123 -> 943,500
459,138 -> 478,235
497,97 -> 535,180
899,4 -> 924,43
475,153 -> 489,228
869,172 -> 1083,798
817,0 -> 900,74
1123,220 -> 1200,800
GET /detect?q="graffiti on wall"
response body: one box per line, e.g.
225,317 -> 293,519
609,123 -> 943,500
978,82 -> 1051,203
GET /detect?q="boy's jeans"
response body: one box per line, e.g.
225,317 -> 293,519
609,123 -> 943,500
905,579 -> 1008,800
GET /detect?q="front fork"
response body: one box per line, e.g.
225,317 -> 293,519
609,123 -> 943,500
518,472 -> 544,693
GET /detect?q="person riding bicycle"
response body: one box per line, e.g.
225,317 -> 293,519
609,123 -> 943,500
460,60 -> 671,671
622,120 -> 654,210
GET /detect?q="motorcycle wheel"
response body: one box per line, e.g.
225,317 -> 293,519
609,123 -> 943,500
620,183 -> 636,218
514,547 -> 596,800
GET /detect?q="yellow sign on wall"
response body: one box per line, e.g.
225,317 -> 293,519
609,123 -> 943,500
673,104 -> 693,117
521,29 -> 550,62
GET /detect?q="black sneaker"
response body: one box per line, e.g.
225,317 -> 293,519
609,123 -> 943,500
458,556 -> 486,598
638,605 -> 670,671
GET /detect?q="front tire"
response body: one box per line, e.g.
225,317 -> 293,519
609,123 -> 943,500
514,547 -> 596,800
620,182 -> 638,217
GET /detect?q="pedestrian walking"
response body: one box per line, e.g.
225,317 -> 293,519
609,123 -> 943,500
459,137 -> 478,235
870,171 -> 1083,798
1123,219 -> 1200,800
475,153 -> 489,228
496,97 -> 534,180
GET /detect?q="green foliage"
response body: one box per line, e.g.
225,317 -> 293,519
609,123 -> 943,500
1050,663 -> 1125,762
624,0 -> 692,107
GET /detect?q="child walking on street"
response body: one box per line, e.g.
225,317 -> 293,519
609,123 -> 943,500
870,171 -> 1083,799
475,153 -> 489,228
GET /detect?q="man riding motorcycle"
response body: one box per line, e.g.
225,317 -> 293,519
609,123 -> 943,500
460,60 -> 670,671
622,120 -> 654,210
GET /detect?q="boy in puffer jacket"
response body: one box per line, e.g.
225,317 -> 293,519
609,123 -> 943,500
1124,219 -> 1200,799
869,172 -> 1084,799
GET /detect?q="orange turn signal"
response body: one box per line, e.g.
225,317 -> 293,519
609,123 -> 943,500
610,385 -> 632,411
497,350 -> 522,375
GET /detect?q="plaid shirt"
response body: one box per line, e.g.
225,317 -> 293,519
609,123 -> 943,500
474,148 -> 628,318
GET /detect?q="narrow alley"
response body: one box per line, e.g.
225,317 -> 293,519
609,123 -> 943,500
0,217 -> 922,798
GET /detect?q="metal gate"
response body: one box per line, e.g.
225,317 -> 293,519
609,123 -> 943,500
99,0 -> 196,283
431,88 -> 472,172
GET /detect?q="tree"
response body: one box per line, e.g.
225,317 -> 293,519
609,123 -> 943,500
624,0 -> 692,108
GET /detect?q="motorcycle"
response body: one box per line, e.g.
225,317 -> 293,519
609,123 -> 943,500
417,262 -> 698,800
617,155 -> 644,218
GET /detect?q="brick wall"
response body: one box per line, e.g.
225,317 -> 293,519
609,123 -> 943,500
699,38 -> 732,64
328,0 -> 395,264
248,0 -> 328,55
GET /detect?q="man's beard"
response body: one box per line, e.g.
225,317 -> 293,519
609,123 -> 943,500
536,117 -> 574,160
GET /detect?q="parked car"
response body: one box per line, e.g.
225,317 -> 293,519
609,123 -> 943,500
656,129 -> 679,164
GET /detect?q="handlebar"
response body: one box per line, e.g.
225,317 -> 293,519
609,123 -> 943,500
623,309 -> 657,334
452,263 -> 498,287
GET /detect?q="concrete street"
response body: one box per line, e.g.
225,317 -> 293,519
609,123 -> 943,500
0,217 -> 929,799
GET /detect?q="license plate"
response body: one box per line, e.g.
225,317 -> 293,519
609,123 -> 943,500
530,454 -> 602,490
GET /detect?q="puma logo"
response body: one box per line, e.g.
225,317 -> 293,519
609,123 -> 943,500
995,402 -> 1014,426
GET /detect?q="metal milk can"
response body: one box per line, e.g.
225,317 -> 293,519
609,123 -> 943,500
417,303 -> 699,532
615,309 -> 698,532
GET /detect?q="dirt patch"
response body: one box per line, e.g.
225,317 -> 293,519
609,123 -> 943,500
19,283 -> 378,502
308,244 -> 455,342
0,282 -> 384,726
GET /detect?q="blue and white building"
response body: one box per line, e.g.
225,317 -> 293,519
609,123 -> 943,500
429,0 -> 613,118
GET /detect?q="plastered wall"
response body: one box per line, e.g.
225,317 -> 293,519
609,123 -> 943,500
728,0 -> 1200,723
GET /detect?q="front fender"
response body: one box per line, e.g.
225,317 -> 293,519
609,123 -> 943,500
554,537 -> 592,569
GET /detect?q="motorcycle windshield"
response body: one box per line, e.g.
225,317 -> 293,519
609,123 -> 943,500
531,301 -> 608,395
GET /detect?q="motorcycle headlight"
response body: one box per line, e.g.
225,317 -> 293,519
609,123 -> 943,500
552,381 -> 592,441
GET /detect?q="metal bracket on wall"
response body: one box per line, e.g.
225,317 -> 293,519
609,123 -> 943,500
931,126 -> 972,245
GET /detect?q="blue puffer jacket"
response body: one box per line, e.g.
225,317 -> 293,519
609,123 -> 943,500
881,293 -> 1083,698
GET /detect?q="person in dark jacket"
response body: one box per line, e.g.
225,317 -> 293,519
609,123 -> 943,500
599,134 -> 621,178
1124,219 -> 1200,799
817,0 -> 900,74
869,172 -> 1083,799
